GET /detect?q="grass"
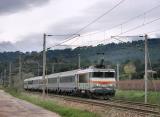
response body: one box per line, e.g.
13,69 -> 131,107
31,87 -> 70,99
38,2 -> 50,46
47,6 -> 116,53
4,88 -> 99,117
114,90 -> 160,105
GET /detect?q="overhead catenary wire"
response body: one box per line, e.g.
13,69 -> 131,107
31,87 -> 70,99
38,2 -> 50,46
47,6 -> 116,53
146,28 -> 160,35
103,15 -> 160,42
47,1 -> 160,50
72,0 -> 126,35
105,17 -> 160,44
45,0 -> 160,62
76,3 -> 160,38
77,3 -> 160,46
118,16 -> 160,36
61,5 -> 160,48
47,0 -> 126,49
108,3 -> 160,32
67,32 -> 154,50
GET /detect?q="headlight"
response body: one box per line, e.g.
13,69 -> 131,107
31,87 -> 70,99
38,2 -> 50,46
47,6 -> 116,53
108,84 -> 113,87
96,84 -> 101,86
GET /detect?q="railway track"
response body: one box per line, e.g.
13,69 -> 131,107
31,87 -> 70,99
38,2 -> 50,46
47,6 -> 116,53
49,95 -> 160,116
27,91 -> 160,116
110,98 -> 160,109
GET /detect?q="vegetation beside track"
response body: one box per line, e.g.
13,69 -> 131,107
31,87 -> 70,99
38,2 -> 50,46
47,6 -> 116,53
4,88 -> 99,117
115,90 -> 160,105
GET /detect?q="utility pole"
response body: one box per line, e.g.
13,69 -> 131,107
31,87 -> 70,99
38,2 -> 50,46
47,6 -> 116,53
46,67 -> 48,97
37,62 -> 40,76
9,62 -> 12,88
4,69 -> 6,86
117,63 -> 119,89
42,33 -> 80,98
19,55 -> 22,80
0,72 -> 2,85
144,34 -> 148,104
111,35 -> 148,103
78,54 -> 81,69
42,33 -> 46,98
19,55 -> 22,90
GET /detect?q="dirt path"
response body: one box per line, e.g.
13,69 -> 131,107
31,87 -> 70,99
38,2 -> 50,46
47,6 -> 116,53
0,90 -> 60,117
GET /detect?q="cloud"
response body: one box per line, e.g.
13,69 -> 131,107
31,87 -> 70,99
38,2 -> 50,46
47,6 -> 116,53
14,32 -> 73,52
15,33 -> 43,52
0,0 -> 50,15
0,41 -> 18,52
1,0 -> 160,52
48,0 -> 160,38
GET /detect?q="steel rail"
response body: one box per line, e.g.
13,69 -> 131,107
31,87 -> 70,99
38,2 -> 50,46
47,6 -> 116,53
110,98 -> 160,109
62,97 -> 160,116
26,91 -> 160,116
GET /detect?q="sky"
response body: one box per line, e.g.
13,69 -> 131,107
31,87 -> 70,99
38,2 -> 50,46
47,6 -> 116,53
0,0 -> 160,52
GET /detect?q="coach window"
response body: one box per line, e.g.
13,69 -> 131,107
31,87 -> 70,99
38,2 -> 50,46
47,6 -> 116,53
48,78 -> 57,83
28,80 -> 33,84
60,76 -> 75,83
33,80 -> 38,84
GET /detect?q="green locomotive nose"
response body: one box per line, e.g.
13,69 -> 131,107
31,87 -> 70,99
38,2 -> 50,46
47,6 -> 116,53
92,88 -> 115,95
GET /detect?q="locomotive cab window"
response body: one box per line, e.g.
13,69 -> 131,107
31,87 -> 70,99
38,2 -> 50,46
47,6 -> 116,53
92,72 -> 114,78
93,72 -> 103,77
105,72 -> 114,78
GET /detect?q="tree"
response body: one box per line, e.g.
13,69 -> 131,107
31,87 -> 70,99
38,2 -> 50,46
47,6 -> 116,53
124,62 -> 136,80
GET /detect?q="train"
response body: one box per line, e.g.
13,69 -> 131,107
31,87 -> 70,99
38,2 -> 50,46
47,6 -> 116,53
24,66 -> 116,99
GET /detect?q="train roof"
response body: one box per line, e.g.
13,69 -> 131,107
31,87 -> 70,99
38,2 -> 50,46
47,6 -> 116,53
24,67 -> 115,81
24,76 -> 42,81
47,69 -> 79,78
78,67 -> 115,74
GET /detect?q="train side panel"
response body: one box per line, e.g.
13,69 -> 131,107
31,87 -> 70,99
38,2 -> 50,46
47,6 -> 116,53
47,77 -> 58,91
59,75 -> 76,91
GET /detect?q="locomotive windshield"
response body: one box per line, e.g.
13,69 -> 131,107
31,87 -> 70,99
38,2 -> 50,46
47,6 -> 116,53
93,72 -> 103,77
104,72 -> 114,77
93,72 -> 114,78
